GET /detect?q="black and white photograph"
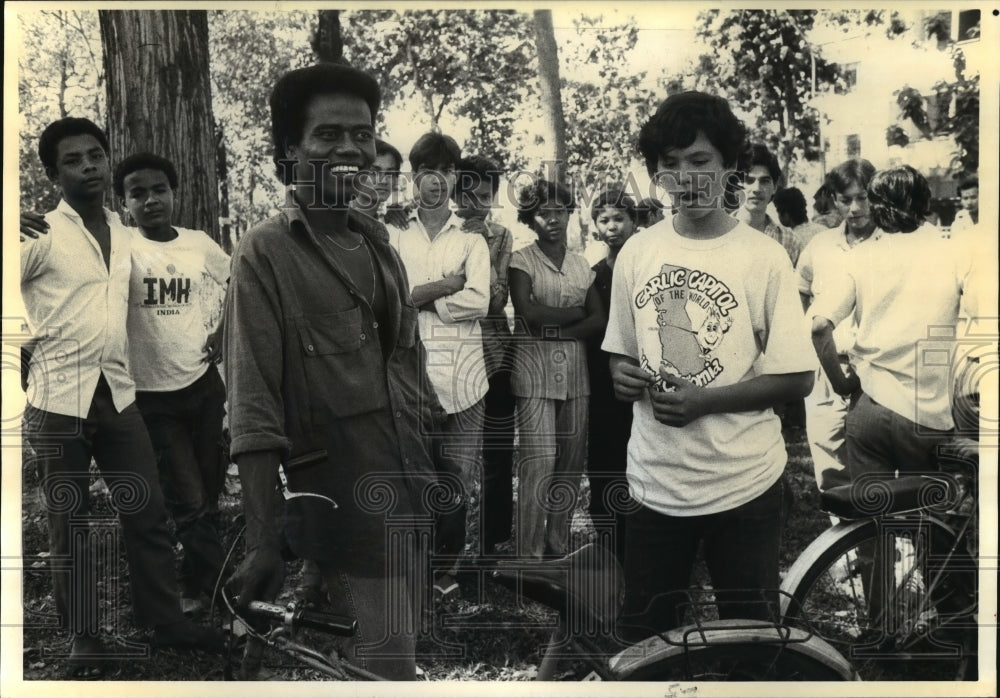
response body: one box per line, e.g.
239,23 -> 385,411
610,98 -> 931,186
2,3 -> 997,696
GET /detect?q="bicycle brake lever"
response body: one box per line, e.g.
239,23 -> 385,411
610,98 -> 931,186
277,464 -> 338,508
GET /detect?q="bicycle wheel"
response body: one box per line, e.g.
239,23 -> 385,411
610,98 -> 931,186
608,621 -> 857,681
780,518 -> 977,681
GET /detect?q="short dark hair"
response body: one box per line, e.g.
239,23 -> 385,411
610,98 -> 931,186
638,92 -> 748,177
812,184 -> 837,214
38,117 -> 110,174
456,155 -> 502,200
825,158 -> 876,195
772,187 -> 808,227
269,61 -> 381,185
590,189 -> 637,223
747,143 -> 782,185
517,178 -> 575,226
408,132 -> 461,171
375,139 -> 403,171
636,197 -> 665,226
867,165 -> 931,234
956,176 -> 978,195
113,152 -> 179,198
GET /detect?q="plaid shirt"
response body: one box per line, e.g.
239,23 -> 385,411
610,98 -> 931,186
762,214 -> 802,267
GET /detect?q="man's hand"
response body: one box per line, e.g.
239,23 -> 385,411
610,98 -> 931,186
461,217 -> 489,237
20,212 -> 49,241
441,274 -> 466,295
648,372 -> 708,427
832,363 -> 861,399
611,360 -> 654,402
203,328 -> 223,364
225,543 -> 285,610
384,204 -> 411,230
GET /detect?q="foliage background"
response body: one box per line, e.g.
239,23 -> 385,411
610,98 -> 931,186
15,7 -> 982,249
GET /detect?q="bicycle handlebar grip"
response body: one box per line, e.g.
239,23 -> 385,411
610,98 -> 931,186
244,601 -> 356,636
295,609 -> 357,636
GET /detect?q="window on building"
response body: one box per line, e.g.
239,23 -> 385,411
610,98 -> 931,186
846,134 -> 861,158
955,9 -> 980,42
842,62 -> 859,89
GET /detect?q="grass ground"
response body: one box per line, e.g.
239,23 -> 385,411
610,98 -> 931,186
20,427 -> 832,681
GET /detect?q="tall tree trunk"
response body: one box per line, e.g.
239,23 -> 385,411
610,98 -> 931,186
312,10 -> 343,62
215,123 -> 232,253
99,10 -> 220,243
533,9 -> 567,184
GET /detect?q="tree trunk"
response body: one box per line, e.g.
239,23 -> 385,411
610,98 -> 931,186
312,10 -> 343,62
99,10 -> 220,243
533,10 -> 567,184
215,123 -> 232,253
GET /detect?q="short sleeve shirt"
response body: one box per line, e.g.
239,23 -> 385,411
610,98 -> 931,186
810,225 -> 995,431
128,228 -> 230,391
509,242 -> 595,399
602,218 -> 815,516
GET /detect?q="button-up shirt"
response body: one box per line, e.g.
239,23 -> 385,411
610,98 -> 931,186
20,199 -> 136,417
762,214 -> 802,267
224,200 -> 440,561
465,217 -> 514,375
509,242 -> 595,399
387,211 -> 490,414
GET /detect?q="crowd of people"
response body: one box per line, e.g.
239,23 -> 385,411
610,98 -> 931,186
19,58 -> 992,681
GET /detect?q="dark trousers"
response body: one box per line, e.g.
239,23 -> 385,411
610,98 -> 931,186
619,477 -> 786,642
480,354 -> 516,553
846,392 -> 952,479
22,375 -> 185,636
586,398 -> 631,563
135,367 -> 228,598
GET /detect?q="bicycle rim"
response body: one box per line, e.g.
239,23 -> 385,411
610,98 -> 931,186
609,623 -> 857,681
781,518 -> 977,681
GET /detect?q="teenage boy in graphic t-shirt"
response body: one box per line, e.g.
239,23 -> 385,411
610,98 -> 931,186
603,92 -> 815,640
115,152 -> 231,613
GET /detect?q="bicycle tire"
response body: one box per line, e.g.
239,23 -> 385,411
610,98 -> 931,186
780,517 -> 977,681
608,621 -> 858,681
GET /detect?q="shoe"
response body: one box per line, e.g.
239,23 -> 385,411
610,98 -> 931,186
153,619 -> 225,653
181,596 -> 206,617
66,634 -> 114,680
433,573 -> 460,605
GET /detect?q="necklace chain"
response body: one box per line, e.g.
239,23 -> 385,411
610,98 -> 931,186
322,232 -> 364,251
320,233 -> 376,306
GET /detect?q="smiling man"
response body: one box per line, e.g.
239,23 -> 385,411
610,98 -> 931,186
223,62 -> 439,680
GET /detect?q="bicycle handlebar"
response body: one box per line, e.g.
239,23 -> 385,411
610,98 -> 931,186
243,600 -> 357,637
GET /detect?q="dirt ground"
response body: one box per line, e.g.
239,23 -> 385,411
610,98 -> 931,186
19,428 -> 833,681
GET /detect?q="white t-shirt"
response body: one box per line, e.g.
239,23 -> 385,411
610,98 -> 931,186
602,218 -> 816,516
127,228 -> 230,391
810,225 -> 995,431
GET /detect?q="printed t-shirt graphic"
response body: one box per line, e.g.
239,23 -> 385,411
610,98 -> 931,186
128,228 -> 230,391
638,263 -> 736,386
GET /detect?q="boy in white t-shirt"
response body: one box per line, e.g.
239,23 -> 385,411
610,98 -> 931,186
114,153 -> 230,612
603,92 -> 815,639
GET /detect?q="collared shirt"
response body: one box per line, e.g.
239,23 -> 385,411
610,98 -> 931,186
20,199 -> 136,417
387,211 -> 490,413
761,214 -> 802,267
810,225 -> 995,430
467,217 -> 514,375
224,199 -> 439,559
797,224 -> 869,352
509,242 -> 595,399
949,209 -> 977,237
